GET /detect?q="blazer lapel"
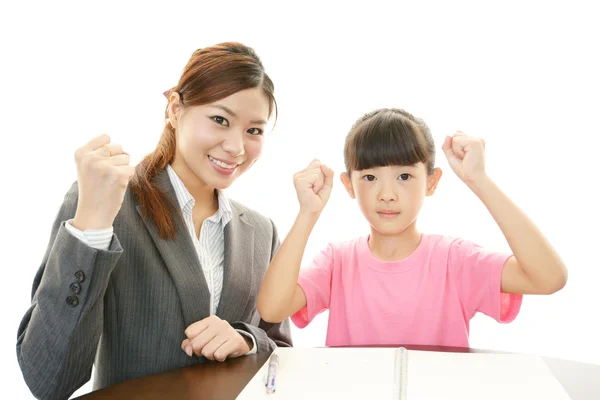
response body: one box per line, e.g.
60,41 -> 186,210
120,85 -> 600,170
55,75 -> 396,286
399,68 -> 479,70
216,202 -> 254,322
136,169 -> 211,328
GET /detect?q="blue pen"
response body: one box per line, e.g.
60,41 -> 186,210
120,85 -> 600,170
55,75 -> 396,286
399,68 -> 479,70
265,353 -> 279,394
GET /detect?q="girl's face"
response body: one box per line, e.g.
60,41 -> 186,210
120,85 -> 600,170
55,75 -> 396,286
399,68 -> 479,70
341,163 -> 442,236
169,87 -> 270,191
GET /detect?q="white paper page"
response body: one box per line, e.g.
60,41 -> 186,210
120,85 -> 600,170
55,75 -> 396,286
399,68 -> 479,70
236,347 -> 399,400
405,351 -> 571,400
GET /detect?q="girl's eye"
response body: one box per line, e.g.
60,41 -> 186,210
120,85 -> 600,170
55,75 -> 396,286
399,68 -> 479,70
399,173 -> 411,181
362,175 -> 376,182
212,116 -> 229,126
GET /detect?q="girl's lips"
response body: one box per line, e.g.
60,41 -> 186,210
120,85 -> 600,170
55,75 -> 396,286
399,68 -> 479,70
377,211 -> 400,219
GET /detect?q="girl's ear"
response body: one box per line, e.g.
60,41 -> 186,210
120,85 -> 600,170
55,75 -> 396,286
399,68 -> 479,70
426,168 -> 443,196
341,172 -> 356,198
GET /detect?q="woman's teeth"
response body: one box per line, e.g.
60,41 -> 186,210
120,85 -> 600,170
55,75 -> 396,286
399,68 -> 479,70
209,156 -> 237,169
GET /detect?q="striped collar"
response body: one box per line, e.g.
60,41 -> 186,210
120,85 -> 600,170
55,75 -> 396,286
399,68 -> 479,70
166,164 -> 233,227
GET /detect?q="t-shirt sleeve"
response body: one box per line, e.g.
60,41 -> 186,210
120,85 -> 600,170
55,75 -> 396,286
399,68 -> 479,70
291,243 -> 334,329
450,239 -> 522,323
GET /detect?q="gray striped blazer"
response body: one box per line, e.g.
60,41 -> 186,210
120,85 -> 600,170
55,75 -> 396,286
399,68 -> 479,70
16,168 -> 292,400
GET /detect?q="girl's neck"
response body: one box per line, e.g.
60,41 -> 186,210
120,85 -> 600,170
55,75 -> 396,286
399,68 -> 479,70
368,222 -> 422,262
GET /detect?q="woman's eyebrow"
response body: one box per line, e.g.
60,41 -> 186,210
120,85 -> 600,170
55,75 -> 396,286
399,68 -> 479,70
210,104 -> 266,125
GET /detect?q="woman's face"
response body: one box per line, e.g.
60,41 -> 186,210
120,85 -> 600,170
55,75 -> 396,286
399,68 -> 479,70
169,87 -> 270,191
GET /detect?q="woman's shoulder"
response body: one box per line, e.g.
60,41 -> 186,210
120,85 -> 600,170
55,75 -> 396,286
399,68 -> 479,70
61,181 -> 79,205
228,200 -> 275,233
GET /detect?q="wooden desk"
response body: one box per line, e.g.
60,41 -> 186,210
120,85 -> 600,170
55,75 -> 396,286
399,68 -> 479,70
76,346 -> 600,399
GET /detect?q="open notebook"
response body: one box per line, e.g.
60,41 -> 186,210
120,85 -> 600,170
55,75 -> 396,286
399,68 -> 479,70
237,347 -> 571,399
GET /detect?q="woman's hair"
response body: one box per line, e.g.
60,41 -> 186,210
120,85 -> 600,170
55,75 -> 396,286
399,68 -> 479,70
130,42 -> 276,239
344,108 -> 435,175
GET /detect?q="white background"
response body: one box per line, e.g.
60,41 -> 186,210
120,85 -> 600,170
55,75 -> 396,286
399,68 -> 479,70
1,1 -> 599,398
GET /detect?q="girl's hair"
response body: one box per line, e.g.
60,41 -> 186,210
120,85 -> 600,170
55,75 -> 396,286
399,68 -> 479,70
130,42 -> 277,240
344,108 -> 435,175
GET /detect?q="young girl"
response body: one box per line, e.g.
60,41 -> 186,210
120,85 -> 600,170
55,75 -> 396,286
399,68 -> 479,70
257,108 -> 567,347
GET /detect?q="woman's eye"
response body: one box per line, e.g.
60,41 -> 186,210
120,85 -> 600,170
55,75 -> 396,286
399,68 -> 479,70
399,173 -> 411,181
212,116 -> 229,126
247,127 -> 264,135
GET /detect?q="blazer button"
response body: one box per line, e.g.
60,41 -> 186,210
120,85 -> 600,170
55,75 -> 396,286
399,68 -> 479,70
70,282 -> 81,295
74,270 -> 85,283
66,296 -> 79,307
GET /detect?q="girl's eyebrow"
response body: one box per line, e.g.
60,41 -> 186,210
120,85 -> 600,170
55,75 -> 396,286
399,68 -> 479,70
396,164 -> 419,171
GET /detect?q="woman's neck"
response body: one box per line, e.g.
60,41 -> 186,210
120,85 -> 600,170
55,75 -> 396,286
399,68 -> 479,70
368,222 -> 422,262
170,160 -> 218,214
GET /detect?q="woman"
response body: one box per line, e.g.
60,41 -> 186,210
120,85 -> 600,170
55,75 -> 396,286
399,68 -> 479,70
16,42 -> 292,400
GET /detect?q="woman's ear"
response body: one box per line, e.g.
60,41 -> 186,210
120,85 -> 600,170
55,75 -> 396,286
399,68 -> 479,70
167,91 -> 182,129
340,172 -> 356,198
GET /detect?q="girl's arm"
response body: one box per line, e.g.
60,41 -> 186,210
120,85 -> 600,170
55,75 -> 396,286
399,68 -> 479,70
257,160 -> 334,322
443,133 -> 568,295
257,213 -> 318,322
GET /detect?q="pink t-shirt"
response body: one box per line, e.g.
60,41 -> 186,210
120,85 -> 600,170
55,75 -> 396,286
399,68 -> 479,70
291,234 -> 522,347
